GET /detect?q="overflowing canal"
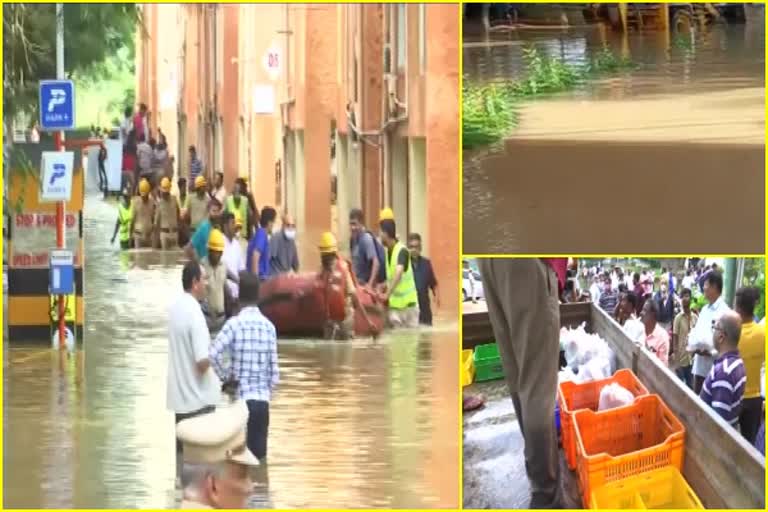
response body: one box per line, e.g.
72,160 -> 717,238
4,180 -> 459,508
463,19 -> 765,254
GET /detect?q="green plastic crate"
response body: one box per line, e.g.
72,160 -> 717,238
474,343 -> 505,382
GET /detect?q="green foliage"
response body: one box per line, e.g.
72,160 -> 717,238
3,3 -> 141,119
463,45 -> 636,149
742,258 -> 765,321
462,82 -> 518,149
7,144 -> 40,213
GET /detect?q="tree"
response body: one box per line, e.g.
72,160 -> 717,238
3,3 -> 141,120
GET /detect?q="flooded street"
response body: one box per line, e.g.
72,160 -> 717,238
4,184 -> 459,508
463,20 -> 765,254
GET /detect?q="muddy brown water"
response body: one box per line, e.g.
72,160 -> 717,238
3,184 -> 459,508
463,22 -> 765,254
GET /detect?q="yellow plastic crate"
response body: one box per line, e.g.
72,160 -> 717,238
461,349 -> 475,387
590,466 -> 704,510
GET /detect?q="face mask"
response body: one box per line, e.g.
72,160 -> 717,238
284,228 -> 296,240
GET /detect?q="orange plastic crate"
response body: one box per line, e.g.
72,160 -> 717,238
573,394 -> 685,508
558,369 -> 650,470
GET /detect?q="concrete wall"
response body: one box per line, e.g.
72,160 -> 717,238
425,4 -> 460,315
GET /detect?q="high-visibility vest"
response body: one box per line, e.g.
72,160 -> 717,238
118,202 -> 133,242
226,196 -> 248,226
385,241 -> 417,310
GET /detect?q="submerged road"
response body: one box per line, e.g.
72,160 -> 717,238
4,178 -> 459,508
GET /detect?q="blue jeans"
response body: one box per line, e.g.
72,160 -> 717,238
675,365 -> 692,389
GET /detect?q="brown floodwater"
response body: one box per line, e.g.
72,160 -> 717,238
3,187 -> 459,508
463,19 -> 765,254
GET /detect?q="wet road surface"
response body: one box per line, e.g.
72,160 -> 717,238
463,379 -> 580,509
4,184 -> 459,508
463,21 -> 765,254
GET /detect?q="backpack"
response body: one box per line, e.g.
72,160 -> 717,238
352,230 -> 387,284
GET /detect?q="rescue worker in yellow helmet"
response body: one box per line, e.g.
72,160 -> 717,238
202,228 -> 237,332
187,176 -> 211,235
111,189 -> 134,250
378,207 -> 419,328
225,179 -> 250,238
130,178 -> 156,249
154,177 -> 181,250
318,232 -> 378,340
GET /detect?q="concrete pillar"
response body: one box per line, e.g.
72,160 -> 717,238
360,5 -> 383,228
425,4 -> 459,315
298,5 -> 337,244
221,5 -> 240,189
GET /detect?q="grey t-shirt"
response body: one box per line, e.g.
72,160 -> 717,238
351,231 -> 378,284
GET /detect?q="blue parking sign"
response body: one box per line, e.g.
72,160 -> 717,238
39,80 -> 75,131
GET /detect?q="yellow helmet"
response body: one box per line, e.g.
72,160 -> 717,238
379,207 -> 395,222
194,176 -> 207,190
318,231 -> 338,254
207,228 -> 226,252
160,177 -> 171,192
234,210 -> 243,228
138,178 -> 151,196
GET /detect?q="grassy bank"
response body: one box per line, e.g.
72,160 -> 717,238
462,46 -> 636,150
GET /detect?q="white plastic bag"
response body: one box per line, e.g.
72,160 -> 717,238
575,357 -> 612,383
558,367 -> 577,384
687,327 -> 715,354
598,383 -> 635,411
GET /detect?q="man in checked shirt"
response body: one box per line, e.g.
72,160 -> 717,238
210,272 -> 279,463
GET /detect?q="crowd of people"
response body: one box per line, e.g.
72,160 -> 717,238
563,261 -> 765,452
465,259 -> 764,509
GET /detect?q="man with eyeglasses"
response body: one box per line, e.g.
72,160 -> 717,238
700,312 -> 746,429
688,271 -> 731,395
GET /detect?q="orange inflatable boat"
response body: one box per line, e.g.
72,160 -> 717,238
258,271 -> 386,337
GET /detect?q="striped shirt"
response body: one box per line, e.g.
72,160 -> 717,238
190,157 -> 203,181
700,350 -> 746,427
209,306 -> 279,402
598,288 -> 619,315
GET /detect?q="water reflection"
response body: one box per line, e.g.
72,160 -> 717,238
3,190 -> 459,508
463,22 -> 765,254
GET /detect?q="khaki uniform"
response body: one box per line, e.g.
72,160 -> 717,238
132,197 -> 154,248
180,500 -> 212,509
478,258 -> 561,505
155,196 -> 180,250
203,259 -> 228,330
188,194 -> 209,232
176,401 -> 260,509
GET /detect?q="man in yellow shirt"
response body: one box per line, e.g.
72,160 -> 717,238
735,286 -> 765,444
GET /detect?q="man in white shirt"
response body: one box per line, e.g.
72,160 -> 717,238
167,261 -> 221,480
212,171 -> 227,205
689,271 -> 731,395
221,212 -> 244,305
682,269 -> 696,291
589,274 -> 602,303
